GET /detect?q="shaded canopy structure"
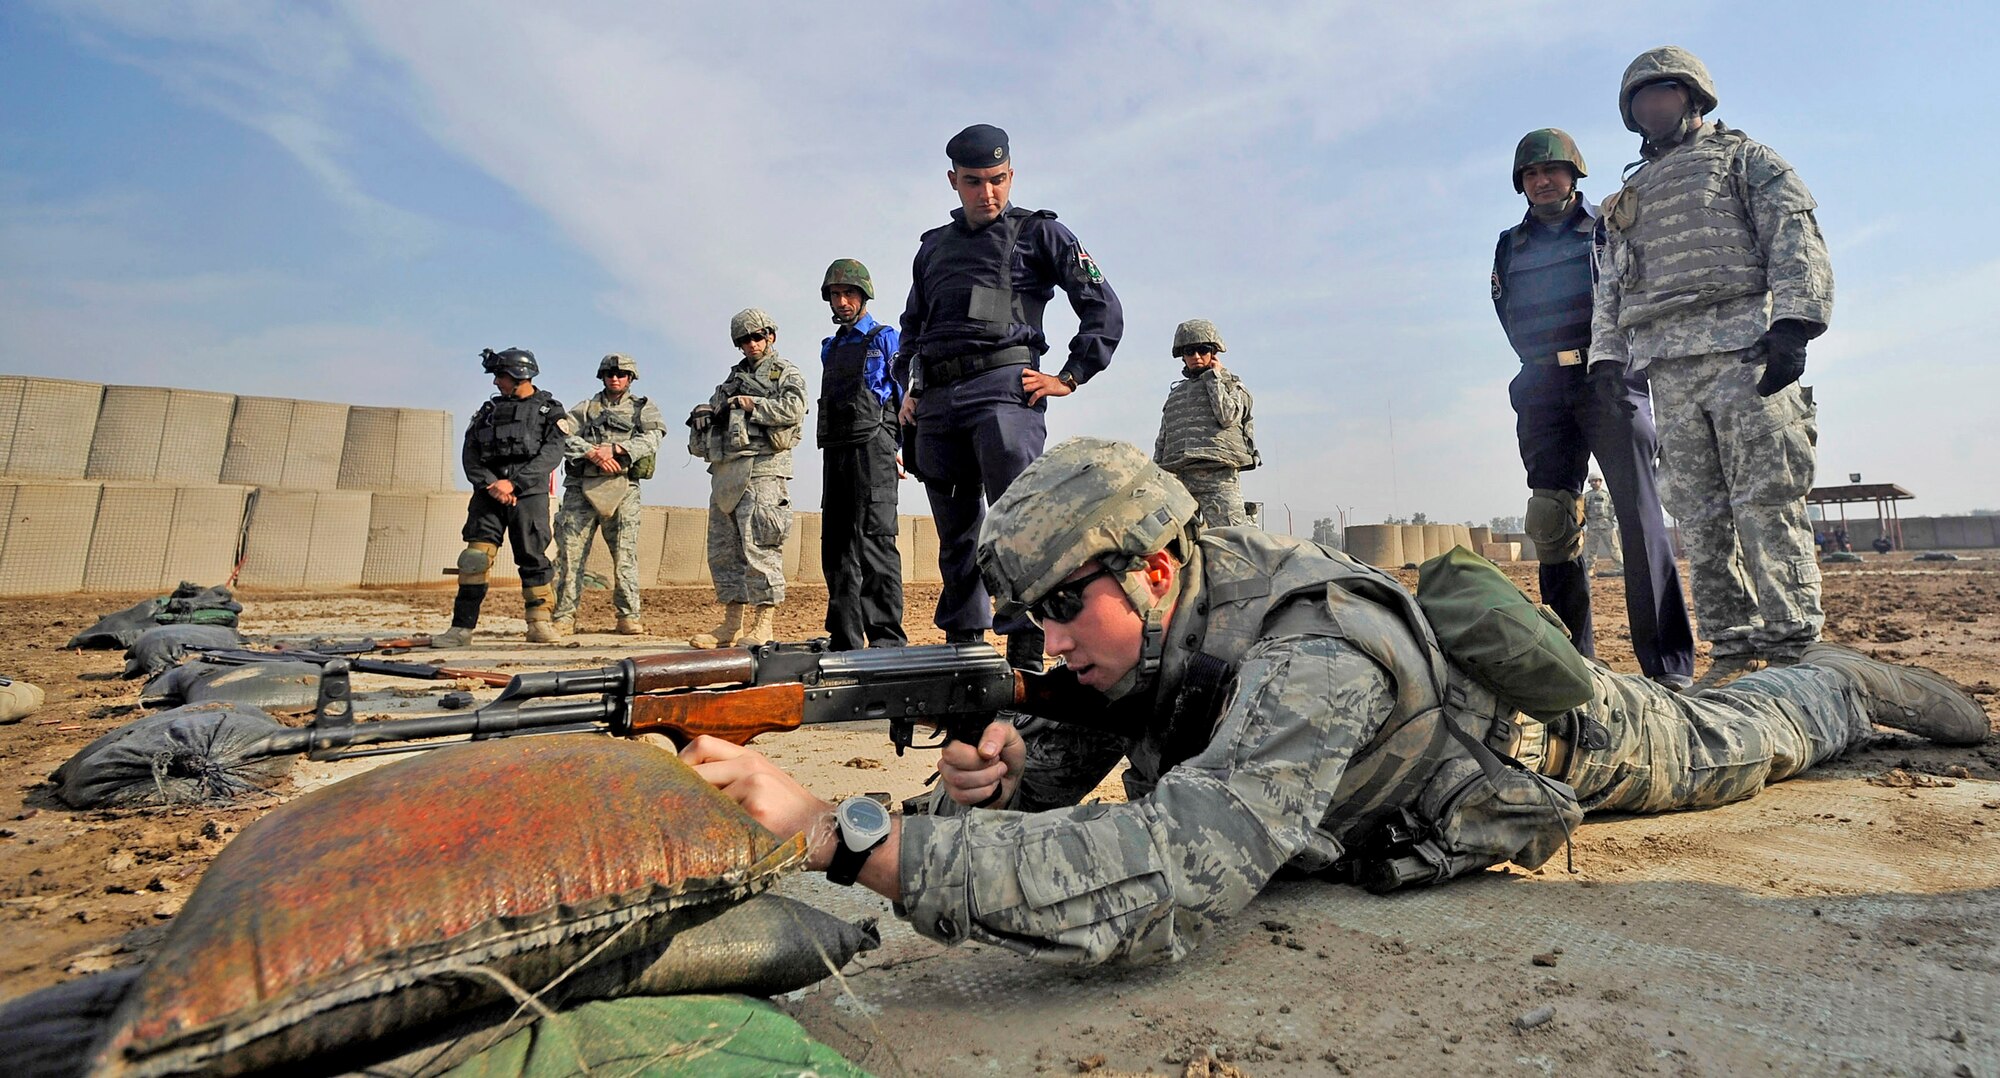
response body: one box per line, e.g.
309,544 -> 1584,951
1807,482 -> 1914,550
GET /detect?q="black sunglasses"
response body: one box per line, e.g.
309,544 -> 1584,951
1176,344 -> 1219,358
1026,563 -> 1120,626
734,331 -> 767,347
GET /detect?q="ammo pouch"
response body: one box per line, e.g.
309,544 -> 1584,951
1339,725 -> 1581,894
765,422 -> 803,452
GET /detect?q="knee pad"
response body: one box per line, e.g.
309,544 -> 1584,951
1526,489 -> 1585,564
457,542 -> 499,586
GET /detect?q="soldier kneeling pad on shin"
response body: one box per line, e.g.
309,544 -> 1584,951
457,542 -> 498,586
1526,489 -> 1585,564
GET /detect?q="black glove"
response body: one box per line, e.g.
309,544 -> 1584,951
1742,319 -> 1812,397
1587,360 -> 1636,417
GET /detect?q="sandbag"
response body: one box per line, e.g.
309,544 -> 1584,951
1415,545 -> 1595,720
0,676 -> 45,724
0,966 -> 144,1078
142,661 -> 320,714
120,623 -> 243,679
86,736 -> 804,1078
358,895 -> 879,1077
434,995 -> 870,1078
67,584 -> 242,650
51,703 -> 292,809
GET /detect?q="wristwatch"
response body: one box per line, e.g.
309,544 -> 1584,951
826,796 -> 893,886
1057,372 -> 1078,390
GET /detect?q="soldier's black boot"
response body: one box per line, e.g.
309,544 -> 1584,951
1006,628 -> 1045,672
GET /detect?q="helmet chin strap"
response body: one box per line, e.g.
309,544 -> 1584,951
1640,110 -> 1699,157
1100,543 -> 1195,702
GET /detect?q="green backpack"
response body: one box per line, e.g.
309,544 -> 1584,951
1414,545 -> 1595,720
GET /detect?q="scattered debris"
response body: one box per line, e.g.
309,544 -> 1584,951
1516,1005 -> 1555,1030
1869,768 -> 1956,789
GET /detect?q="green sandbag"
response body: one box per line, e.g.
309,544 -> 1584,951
1415,545 -> 1594,720
440,995 -> 873,1078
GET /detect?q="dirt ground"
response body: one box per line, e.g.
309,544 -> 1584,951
2,557 -> 1997,1076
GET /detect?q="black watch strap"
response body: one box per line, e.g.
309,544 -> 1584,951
827,831 -> 880,886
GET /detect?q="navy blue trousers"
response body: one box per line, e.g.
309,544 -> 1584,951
1509,362 -> 1694,680
912,364 -> 1045,635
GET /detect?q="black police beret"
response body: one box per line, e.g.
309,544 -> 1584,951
946,124 -> 1010,168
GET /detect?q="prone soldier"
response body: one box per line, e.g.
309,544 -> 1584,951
684,438 -> 1986,966
550,352 -> 667,636
1152,318 -> 1257,528
685,309 -> 808,649
436,348 -> 566,648
1589,47 -> 1835,688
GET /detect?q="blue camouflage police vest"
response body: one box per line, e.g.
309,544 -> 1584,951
1492,201 -> 1597,362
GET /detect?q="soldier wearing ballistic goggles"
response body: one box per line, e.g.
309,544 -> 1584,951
682,438 -> 1985,966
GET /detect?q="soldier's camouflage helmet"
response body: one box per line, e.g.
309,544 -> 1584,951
1512,129 -> 1587,193
1620,46 -> 1719,134
597,352 -> 638,379
820,259 -> 874,301
730,308 -> 777,342
480,347 -> 538,379
977,437 -> 1197,619
1171,319 -> 1226,357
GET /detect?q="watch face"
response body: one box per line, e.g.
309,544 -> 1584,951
839,797 -> 890,846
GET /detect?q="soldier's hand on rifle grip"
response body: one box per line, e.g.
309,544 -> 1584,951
938,719 -> 1026,808
677,735 -> 836,863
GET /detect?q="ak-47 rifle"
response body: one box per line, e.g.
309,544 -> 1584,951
245,640 -> 1115,763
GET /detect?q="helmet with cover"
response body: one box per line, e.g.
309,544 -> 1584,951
820,259 -> 875,301
1619,46 -> 1719,134
1170,319 -> 1227,358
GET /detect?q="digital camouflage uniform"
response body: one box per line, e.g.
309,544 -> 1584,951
1591,47 -> 1834,661
1583,484 -> 1622,569
691,351 -> 808,606
1154,365 -> 1257,529
552,386 -> 667,624
894,438 -> 1980,967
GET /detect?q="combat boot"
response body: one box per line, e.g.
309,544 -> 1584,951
433,625 -> 473,649
523,584 -> 559,644
1799,643 -> 1990,746
739,604 -> 777,646
689,603 -> 745,649
1692,654 -> 1767,692
551,616 -> 575,639
616,616 -> 647,636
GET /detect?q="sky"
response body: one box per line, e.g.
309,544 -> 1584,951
3,1 -> 1996,531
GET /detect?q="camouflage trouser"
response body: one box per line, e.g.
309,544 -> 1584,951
551,485 -> 644,621
708,474 -> 790,605
1584,522 -> 1623,567
1173,466 -> 1245,528
1648,350 -> 1823,659
1562,659 -> 1868,815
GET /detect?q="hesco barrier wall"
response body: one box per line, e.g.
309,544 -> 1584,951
1468,526 -> 1493,550
1342,524 -> 1404,568
0,481 -> 102,594
361,492 -> 468,587
236,490 -> 375,589
794,512 -> 825,584
222,397 -> 352,489
86,386 -> 237,484
336,407 -> 456,492
0,377 -> 103,479
85,483 -> 251,592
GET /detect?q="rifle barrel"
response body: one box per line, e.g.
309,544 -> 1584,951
247,698 -> 619,760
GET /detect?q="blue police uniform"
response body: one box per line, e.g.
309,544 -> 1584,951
818,312 -> 907,649
1493,193 -> 1694,683
898,203 -> 1123,642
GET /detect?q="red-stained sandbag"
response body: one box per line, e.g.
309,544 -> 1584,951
85,735 -> 802,1077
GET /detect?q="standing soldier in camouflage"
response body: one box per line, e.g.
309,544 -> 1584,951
1582,475 -> 1623,575
1590,47 -> 1835,689
895,123 -> 1124,672
1494,128 -> 1693,690
435,347 -> 566,648
1153,319 -> 1257,528
550,353 -> 667,637
683,438 -> 1985,965
817,259 -> 908,651
686,309 -> 808,649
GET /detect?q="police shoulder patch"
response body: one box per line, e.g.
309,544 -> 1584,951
1077,249 -> 1104,284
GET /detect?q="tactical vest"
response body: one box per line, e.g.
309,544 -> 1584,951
915,207 -> 1047,363
817,324 -> 894,447
1494,211 -> 1595,361
565,393 -> 651,477
1606,124 -> 1767,330
467,390 -> 556,465
1155,369 -> 1257,471
704,355 -> 804,460
1145,529 -> 1578,888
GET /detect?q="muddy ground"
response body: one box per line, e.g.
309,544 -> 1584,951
2,557 -> 1997,1075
